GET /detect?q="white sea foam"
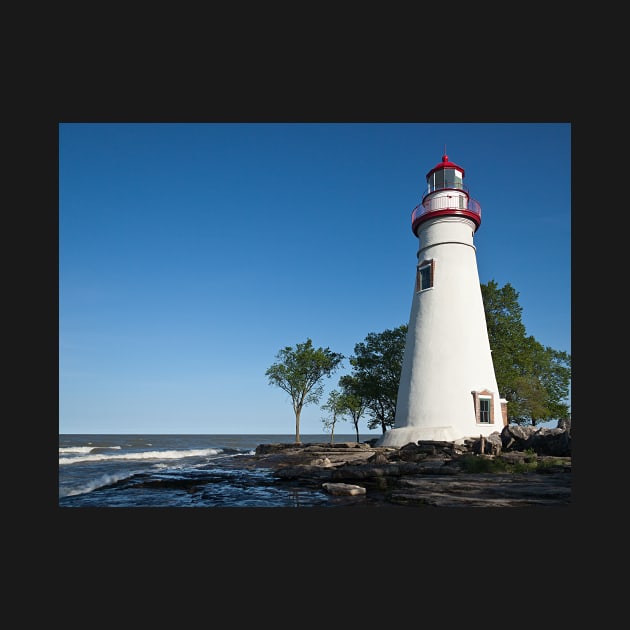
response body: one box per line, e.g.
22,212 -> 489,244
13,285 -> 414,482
59,445 -> 122,454
58,470 -> 137,498
58,447 -> 222,465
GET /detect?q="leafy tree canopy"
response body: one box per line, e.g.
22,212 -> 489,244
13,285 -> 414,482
344,324 -> 407,434
337,375 -> 367,443
321,389 -> 345,444
265,338 -> 343,442
481,280 -> 571,426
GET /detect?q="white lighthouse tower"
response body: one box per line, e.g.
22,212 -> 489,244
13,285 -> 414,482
377,153 -> 506,447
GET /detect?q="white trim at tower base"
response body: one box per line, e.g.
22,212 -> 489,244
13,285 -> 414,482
376,426 -> 471,447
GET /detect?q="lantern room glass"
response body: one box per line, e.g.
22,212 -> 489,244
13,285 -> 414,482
428,168 -> 463,194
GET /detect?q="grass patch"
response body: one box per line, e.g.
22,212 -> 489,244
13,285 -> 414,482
459,454 -> 551,473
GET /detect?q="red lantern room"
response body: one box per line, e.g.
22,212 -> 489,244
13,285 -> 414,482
410,154 -> 482,235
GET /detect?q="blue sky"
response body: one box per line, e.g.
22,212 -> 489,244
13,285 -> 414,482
59,122 -> 571,435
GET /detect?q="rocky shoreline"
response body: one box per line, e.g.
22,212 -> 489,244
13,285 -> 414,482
234,425 -> 572,507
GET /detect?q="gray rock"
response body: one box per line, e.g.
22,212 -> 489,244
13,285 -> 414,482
322,482 -> 367,496
246,424 -> 572,507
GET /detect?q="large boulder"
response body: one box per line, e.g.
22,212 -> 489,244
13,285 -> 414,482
501,424 -> 571,457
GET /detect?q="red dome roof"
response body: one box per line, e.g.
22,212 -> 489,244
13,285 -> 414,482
425,154 -> 465,179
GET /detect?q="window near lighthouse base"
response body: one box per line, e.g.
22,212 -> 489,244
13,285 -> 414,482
471,390 -> 495,424
415,259 -> 435,292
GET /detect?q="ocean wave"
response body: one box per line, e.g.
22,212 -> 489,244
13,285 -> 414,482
59,447 -> 222,465
59,470 -> 138,498
59,445 -> 122,454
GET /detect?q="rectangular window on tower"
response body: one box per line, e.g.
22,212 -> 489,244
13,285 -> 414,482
415,259 -> 435,292
472,390 -> 495,424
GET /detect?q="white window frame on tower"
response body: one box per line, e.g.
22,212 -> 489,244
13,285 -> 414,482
471,390 -> 495,425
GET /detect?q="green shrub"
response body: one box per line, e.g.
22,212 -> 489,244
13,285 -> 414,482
536,457 -> 566,469
460,455 -> 508,473
460,454 -> 540,473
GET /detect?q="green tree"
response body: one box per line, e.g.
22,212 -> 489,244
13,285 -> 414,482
481,280 -> 571,426
321,389 -> 345,444
481,280 -> 526,386
337,375 -> 366,443
346,325 -> 407,434
265,338 -> 344,443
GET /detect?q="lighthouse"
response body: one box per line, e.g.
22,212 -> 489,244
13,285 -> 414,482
377,153 -> 506,447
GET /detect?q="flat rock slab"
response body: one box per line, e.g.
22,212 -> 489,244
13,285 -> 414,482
388,472 -> 571,507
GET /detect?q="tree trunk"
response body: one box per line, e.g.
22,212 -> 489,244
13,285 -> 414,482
355,423 -> 359,443
295,409 -> 301,443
